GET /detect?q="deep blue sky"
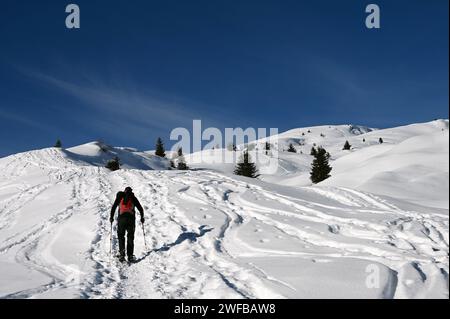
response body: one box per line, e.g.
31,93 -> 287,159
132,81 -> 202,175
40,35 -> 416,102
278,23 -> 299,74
0,0 -> 448,156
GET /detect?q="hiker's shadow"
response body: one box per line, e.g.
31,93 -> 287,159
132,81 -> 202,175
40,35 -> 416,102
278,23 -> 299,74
135,225 -> 213,263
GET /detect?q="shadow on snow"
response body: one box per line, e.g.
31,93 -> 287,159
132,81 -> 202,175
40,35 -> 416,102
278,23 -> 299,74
134,225 -> 214,263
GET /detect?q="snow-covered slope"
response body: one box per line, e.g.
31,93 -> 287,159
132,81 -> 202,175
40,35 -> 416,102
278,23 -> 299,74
185,124 -> 375,180
187,120 -> 449,209
323,126 -> 449,209
66,141 -> 170,170
0,120 -> 448,299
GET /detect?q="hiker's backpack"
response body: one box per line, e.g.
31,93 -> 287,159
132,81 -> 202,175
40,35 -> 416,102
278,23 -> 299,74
119,197 -> 135,214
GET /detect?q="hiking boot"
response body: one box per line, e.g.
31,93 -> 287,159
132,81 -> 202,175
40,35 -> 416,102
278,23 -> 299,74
127,255 -> 136,263
118,254 -> 126,262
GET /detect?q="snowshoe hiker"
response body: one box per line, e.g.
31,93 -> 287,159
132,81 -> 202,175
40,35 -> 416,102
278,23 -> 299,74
110,187 -> 145,263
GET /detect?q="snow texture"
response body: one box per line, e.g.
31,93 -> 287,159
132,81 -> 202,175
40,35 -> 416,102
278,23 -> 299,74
0,120 -> 448,299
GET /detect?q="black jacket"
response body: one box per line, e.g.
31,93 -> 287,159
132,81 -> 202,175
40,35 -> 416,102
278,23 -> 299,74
110,191 -> 144,220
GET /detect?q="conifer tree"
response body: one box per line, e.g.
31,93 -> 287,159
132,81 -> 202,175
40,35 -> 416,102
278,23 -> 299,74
343,140 -> 351,150
310,147 -> 332,184
310,147 -> 317,156
234,151 -> 259,178
287,143 -> 297,153
177,154 -> 189,170
379,137 -> 384,144
155,137 -> 166,157
264,141 -> 271,155
105,156 -> 120,171
54,139 -> 62,148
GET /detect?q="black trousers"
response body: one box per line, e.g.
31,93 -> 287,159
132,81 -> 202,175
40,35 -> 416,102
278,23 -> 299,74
117,214 -> 136,257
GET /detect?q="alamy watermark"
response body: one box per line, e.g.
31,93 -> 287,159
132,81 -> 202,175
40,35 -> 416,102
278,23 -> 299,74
170,120 -> 279,174
65,4 -> 80,29
365,264 -> 381,289
65,4 -> 380,30
365,4 -> 381,29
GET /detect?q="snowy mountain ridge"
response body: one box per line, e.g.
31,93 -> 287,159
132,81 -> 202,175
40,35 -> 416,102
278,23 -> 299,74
0,119 -> 448,299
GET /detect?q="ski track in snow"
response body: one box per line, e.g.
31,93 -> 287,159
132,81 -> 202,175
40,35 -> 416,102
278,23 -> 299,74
0,151 -> 448,299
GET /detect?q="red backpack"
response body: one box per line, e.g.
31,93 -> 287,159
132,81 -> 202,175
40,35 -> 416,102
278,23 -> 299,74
119,197 -> 134,215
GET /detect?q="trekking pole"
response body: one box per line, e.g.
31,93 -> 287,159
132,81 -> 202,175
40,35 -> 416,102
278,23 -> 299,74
141,222 -> 148,251
110,221 -> 113,258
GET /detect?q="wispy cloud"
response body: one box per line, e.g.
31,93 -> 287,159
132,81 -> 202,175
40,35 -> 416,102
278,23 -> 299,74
17,68 -> 226,142
308,57 -> 369,100
0,109 -> 52,132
